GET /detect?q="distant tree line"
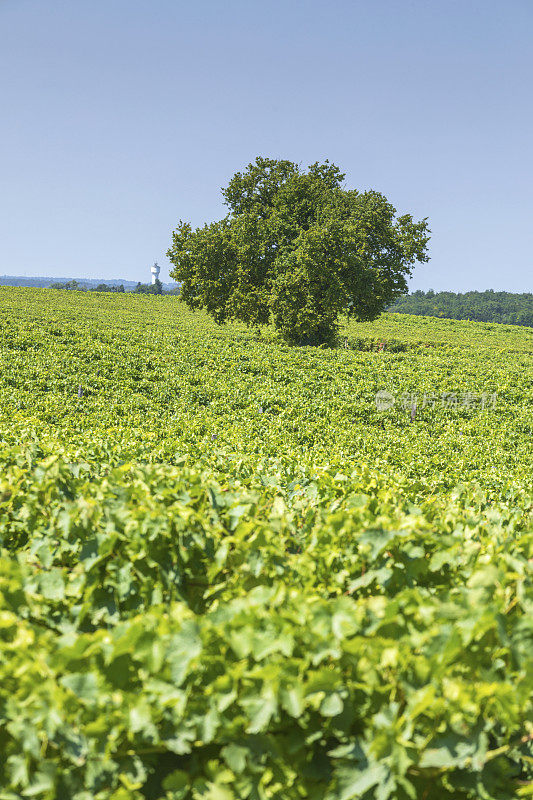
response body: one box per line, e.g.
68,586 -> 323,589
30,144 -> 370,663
133,280 -> 181,295
47,279 -> 181,295
50,280 -> 87,291
95,283 -> 125,293
0,276 -> 179,291
50,280 -> 126,292
134,279 -> 162,294
389,290 -> 533,327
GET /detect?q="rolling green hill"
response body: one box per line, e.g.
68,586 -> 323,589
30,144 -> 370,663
0,288 -> 531,799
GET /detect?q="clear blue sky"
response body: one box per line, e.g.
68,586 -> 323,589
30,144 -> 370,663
1,0 -> 531,290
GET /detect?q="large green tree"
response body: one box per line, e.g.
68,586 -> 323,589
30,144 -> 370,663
168,158 -> 430,344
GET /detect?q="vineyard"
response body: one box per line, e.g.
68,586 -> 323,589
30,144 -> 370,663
0,287 -> 532,799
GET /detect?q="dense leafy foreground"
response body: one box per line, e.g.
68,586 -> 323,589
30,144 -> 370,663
0,289 -> 532,800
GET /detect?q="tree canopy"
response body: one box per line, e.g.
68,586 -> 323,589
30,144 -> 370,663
390,289 -> 533,327
168,157 -> 430,344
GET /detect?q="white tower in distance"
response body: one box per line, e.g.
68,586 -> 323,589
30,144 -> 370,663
150,262 -> 161,285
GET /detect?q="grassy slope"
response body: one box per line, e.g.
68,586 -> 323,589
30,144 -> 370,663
0,287 -> 531,799
0,287 -> 531,493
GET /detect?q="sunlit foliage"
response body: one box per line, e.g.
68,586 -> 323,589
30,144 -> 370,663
0,288 -> 531,799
